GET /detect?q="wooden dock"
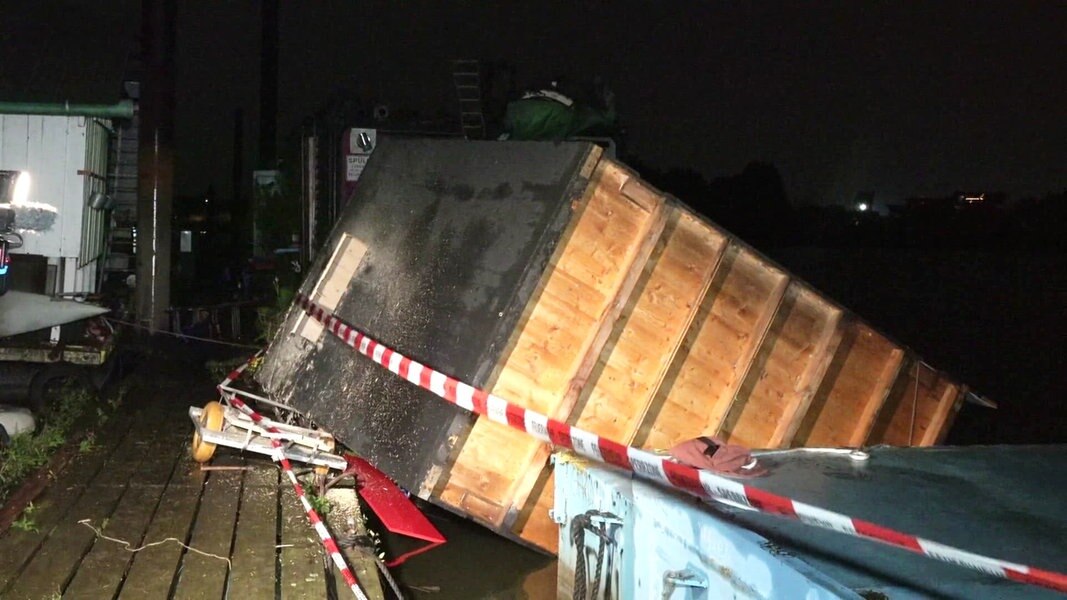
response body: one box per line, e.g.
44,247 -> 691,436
0,349 -> 383,599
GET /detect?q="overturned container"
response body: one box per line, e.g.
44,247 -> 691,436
257,138 -> 983,552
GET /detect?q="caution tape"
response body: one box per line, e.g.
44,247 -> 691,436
292,292 -> 1067,594
218,358 -> 370,600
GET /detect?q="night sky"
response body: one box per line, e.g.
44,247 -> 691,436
6,2 -> 1066,206
170,1 -> 1062,208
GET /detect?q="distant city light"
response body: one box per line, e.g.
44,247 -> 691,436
857,202 -> 869,212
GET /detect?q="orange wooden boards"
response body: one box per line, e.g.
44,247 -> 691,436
636,245 -> 789,452
515,208 -> 728,549
436,160 -> 666,528
869,360 -> 964,446
793,325 -> 904,447
422,155 -> 968,552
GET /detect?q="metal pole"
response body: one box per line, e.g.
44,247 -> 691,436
0,100 -> 135,119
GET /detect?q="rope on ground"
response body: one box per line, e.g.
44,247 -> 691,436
78,519 -> 232,567
105,316 -> 260,349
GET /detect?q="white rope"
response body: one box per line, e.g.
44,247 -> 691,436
78,519 -> 232,567
105,316 -> 260,349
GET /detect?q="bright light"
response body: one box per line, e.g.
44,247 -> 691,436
12,171 -> 31,205
857,202 -> 869,212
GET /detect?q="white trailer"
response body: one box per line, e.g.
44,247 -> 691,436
0,113 -> 112,297
0,109 -> 127,410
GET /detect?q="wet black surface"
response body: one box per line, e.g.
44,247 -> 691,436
258,138 -> 595,495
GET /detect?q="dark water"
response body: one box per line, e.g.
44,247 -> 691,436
373,501 -> 556,599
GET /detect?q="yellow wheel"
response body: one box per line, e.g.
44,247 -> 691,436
191,401 -> 225,463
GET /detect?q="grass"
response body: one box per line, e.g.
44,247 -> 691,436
0,383 -> 123,505
306,491 -> 332,517
11,502 -> 38,532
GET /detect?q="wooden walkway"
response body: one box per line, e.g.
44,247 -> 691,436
0,351 -> 383,599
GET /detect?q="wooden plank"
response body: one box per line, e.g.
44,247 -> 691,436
278,482 -> 328,599
117,465 -> 207,599
64,484 -> 171,598
0,482 -> 88,593
921,384 -> 965,446
932,385 -> 967,445
0,414 -> 135,592
514,211 -> 727,549
868,362 -> 954,446
171,458 -> 245,600
771,304 -> 845,447
323,487 -> 385,600
228,464 -> 280,599
63,434 -> 185,598
636,246 -> 788,451
2,480 -> 126,600
513,469 -> 558,551
500,183 -> 668,528
297,233 -> 368,343
719,286 -> 840,448
438,159 -> 665,528
1,410 -> 173,599
791,322 -> 906,447
578,144 -> 603,180
849,347 -> 906,447
579,211 -> 727,443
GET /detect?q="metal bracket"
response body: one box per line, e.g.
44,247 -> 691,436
663,569 -> 708,589
589,514 -> 623,527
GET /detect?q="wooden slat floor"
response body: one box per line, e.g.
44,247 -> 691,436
0,347 -> 383,599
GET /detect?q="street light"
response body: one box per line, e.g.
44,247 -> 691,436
0,170 -> 28,296
0,170 -> 31,205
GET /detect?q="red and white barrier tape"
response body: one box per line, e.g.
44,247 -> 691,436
293,292 -> 1067,594
218,359 -> 370,600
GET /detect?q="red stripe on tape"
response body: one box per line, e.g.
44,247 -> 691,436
322,536 -> 342,555
443,376 -> 459,402
505,403 -> 527,430
853,519 -> 923,552
547,420 -> 573,448
662,461 -> 705,496
398,356 -> 411,379
1007,567 -> 1067,591
597,438 -> 631,469
472,389 -> 488,414
745,486 -> 798,517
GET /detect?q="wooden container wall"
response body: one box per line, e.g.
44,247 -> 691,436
431,156 -> 967,552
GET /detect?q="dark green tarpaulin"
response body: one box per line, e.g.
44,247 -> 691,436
504,97 -> 615,141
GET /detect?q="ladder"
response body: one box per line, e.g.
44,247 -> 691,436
452,59 -> 485,140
